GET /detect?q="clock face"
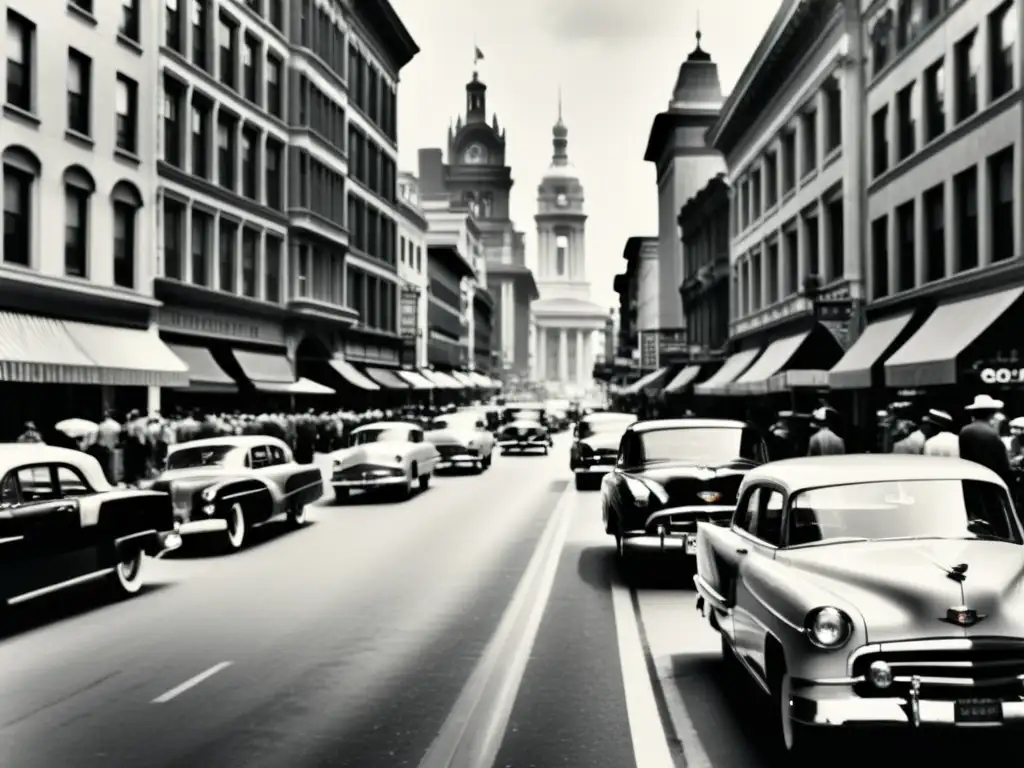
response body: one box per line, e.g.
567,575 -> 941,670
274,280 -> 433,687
463,144 -> 487,164
556,193 -> 569,207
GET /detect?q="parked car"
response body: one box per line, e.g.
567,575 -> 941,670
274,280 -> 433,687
497,411 -> 553,454
694,455 -> 1024,762
0,444 -> 182,608
426,411 -> 495,472
570,412 -> 637,490
152,436 -> 323,552
501,403 -> 549,429
329,422 -> 440,503
601,419 -> 767,564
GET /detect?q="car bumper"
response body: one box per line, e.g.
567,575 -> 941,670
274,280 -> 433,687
114,525 -> 184,557
498,439 -> 548,448
331,476 -> 407,490
437,453 -> 481,467
620,505 -> 736,555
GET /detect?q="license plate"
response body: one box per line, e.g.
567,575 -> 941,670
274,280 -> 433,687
955,698 -> 1003,723
685,533 -> 698,554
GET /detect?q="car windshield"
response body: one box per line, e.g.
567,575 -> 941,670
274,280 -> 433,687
510,410 -> 542,422
351,428 -> 411,445
788,480 -> 1019,546
579,416 -> 635,439
166,445 -> 241,470
431,414 -> 481,431
639,428 -> 746,464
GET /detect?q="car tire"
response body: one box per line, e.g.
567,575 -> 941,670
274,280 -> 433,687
287,499 -> 307,528
109,548 -> 145,598
334,489 -> 350,505
574,474 -> 587,491
419,473 -> 430,491
224,502 -> 247,552
772,664 -> 824,764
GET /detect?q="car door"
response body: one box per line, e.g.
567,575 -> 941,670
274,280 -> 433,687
605,432 -> 637,522
732,485 -> 784,682
408,428 -> 437,471
703,487 -> 760,649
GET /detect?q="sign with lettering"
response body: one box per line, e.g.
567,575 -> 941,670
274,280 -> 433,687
158,307 -> 286,345
400,287 -> 419,340
657,328 -> 689,359
817,299 -> 855,351
979,367 -> 1024,384
639,331 -> 658,369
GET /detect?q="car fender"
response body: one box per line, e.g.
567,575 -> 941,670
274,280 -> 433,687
206,476 -> 277,517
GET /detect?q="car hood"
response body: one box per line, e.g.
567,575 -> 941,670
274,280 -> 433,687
579,433 -> 624,452
153,467 -> 246,489
636,459 -> 756,483
780,539 -> 1024,643
330,444 -> 407,468
426,429 -> 477,446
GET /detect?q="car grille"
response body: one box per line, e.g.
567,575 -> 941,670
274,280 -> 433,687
335,463 -> 401,481
663,475 -> 742,508
852,641 -> 1024,700
504,427 -> 538,438
437,444 -> 475,458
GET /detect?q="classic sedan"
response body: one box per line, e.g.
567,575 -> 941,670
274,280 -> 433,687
601,419 -> 767,563
151,436 -> 324,552
329,422 -> 440,503
497,412 -> 552,455
0,444 -> 181,608
694,455 -> 1024,762
426,411 -> 495,472
570,411 -> 637,490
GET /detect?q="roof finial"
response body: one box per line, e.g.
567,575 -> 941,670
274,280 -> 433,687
696,8 -> 702,49
558,86 -> 563,122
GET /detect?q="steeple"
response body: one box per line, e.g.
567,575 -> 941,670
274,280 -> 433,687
466,70 -> 486,123
669,28 -> 722,110
552,88 -> 568,166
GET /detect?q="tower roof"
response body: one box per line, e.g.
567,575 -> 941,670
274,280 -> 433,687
669,30 -> 723,110
543,89 -> 578,182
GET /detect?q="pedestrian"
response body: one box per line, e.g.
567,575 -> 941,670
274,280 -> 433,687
16,421 -> 42,444
959,395 -> 1013,488
96,411 -> 121,483
807,407 -> 845,455
892,417 -> 927,454
921,409 -> 958,457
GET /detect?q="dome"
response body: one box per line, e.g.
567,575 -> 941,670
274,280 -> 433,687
542,162 -> 578,181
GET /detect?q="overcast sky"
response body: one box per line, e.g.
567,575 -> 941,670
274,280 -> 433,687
390,0 -> 783,312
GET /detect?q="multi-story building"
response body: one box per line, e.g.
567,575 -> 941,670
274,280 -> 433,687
695,0 -> 863,404
397,172 -> 428,368
0,0 -> 189,437
830,0 -> 1024,408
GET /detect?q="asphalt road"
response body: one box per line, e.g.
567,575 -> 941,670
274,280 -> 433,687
0,434 -> 673,768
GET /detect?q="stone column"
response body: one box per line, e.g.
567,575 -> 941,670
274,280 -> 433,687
558,327 -> 568,382
576,329 -> 586,383
536,324 -> 546,380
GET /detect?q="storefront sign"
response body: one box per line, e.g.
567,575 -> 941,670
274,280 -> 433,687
400,287 -> 419,340
979,367 -> 1024,385
639,331 -> 658,369
158,307 -> 285,345
816,299 -> 855,350
657,328 -> 688,358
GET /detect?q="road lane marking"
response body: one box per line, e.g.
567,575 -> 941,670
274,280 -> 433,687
611,576 -> 677,768
417,484 -> 575,768
151,661 -> 233,704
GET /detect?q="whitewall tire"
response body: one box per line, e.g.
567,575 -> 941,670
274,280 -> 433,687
110,549 -> 145,597
225,503 -> 247,551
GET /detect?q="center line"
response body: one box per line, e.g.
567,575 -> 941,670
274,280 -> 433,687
152,661 -> 233,704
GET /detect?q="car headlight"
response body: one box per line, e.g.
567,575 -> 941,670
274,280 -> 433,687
201,486 -> 217,501
804,606 -> 852,649
623,476 -> 668,507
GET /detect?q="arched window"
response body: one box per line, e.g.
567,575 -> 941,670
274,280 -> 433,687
63,165 -> 95,278
2,145 -> 41,268
111,180 -> 143,289
481,194 -> 493,218
556,234 -> 568,276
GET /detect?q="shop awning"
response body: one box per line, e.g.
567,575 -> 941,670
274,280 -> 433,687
287,378 -> 335,395
397,369 -> 434,389
166,343 -> 237,393
425,370 -> 463,389
729,332 -> 813,395
450,371 -> 476,387
828,311 -> 915,390
328,359 -> 380,391
694,348 -> 761,396
885,287 -> 1024,388
62,320 -> 190,388
232,349 -> 295,392
0,311 -> 101,384
663,365 -> 702,394
469,371 -> 493,388
364,366 -> 411,389
622,366 -> 672,395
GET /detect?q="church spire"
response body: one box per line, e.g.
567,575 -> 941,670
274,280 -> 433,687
552,90 -> 568,166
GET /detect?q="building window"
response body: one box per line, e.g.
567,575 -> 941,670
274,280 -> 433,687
243,34 -> 259,104
163,78 -> 182,167
6,12 -> 34,113
871,215 -> 889,299
955,31 -> 979,121
2,157 -> 34,267
115,75 -> 138,154
954,166 -> 978,271
113,199 -> 137,289
872,105 -> 889,177
241,127 -> 258,199
241,229 -> 258,297
989,146 -> 1014,262
896,200 -> 915,292
784,227 -> 798,296
895,0 -> 925,50
924,184 -> 945,282
804,215 -> 820,277
751,169 -> 762,219
265,237 -> 281,302
267,55 -> 282,117
896,81 -> 916,160
871,18 -> 891,76
924,59 -> 945,142
217,115 -> 235,190
218,219 -> 236,292
192,0 -> 208,70
218,12 -> 237,90
781,131 -> 796,192
66,49 -> 91,136
163,198 -> 183,280
990,2 -> 1016,101
119,0 -> 139,43
166,0 -> 182,52
269,0 -> 283,31
555,234 -> 568,276
191,210 -> 209,286
63,170 -> 92,278
766,242 -> 779,304
827,199 -> 844,281
191,98 -> 209,178
801,109 -> 817,176
824,79 -> 841,153
265,140 -> 282,209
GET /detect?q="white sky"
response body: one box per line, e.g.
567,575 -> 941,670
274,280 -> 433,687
390,0 -> 784,312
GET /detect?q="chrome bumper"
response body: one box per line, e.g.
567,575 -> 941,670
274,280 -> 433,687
574,464 -> 615,476
793,688 -> 1024,729
179,518 -> 228,535
437,453 -> 480,466
498,439 -> 546,448
332,476 -> 407,489
157,525 -> 183,555
643,505 -> 735,528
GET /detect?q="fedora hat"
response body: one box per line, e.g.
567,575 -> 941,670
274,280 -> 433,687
965,394 -> 1005,412
922,409 -> 953,430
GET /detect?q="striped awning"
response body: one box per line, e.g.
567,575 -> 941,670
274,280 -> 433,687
365,367 -> 410,390
397,369 -> 434,389
329,359 -> 380,391
165,344 -> 237,392
449,371 -> 476,387
468,372 -> 492,388
232,349 -> 295,392
421,369 -> 462,389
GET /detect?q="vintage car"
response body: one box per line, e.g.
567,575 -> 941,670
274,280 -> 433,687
570,411 -> 637,490
152,436 -> 323,552
693,455 -> 1024,761
329,421 -> 440,502
501,403 -> 549,428
0,444 -> 182,608
497,410 -> 553,454
601,419 -> 767,562
426,411 -> 496,472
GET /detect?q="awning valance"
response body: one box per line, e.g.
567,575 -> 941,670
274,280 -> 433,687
729,332 -> 810,395
694,348 -> 761,396
663,365 -> 702,394
622,366 -> 671,395
828,311 -> 914,390
0,311 -> 103,384
365,366 -> 410,389
449,371 -> 476,387
884,287 -> 1024,388
254,377 -> 335,395
425,370 -> 463,389
166,343 -> 237,392
328,359 -> 380,391
232,349 -> 295,391
397,369 -> 434,389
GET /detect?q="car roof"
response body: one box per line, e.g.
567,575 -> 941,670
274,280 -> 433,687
352,421 -> 420,433
0,443 -> 99,467
628,418 -> 748,433
745,454 -> 1006,492
583,411 -> 636,421
169,435 -> 288,451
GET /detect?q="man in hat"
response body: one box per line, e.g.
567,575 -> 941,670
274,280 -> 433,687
16,421 -> 42,444
922,409 -> 958,457
808,407 -> 845,455
892,416 -> 927,454
960,395 -> 1013,487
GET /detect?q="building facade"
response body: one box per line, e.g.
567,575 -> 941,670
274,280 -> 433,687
397,172 -> 428,367
530,104 -> 607,396
1,0 -> 190,438
678,173 -> 730,356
